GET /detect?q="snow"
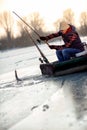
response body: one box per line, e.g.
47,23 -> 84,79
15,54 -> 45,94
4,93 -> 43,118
8,88 -> 87,130
0,39 -> 87,130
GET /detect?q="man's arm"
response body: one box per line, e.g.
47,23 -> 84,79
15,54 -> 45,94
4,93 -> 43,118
40,31 -> 61,41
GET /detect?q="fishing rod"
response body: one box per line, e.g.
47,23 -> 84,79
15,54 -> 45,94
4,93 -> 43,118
13,11 -> 40,37
25,28 -> 49,63
12,11 -> 50,47
13,11 -> 49,63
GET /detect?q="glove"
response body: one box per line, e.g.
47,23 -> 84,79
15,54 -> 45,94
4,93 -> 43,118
49,45 -> 56,49
49,45 -> 63,50
40,36 -> 48,41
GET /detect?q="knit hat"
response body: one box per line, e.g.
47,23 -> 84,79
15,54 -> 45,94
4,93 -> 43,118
59,21 -> 70,31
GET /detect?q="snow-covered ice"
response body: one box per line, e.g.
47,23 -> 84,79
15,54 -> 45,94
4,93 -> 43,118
0,40 -> 87,130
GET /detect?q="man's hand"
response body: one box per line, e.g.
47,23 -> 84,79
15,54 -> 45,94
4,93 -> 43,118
49,45 -> 63,50
40,36 -> 48,41
49,45 -> 55,49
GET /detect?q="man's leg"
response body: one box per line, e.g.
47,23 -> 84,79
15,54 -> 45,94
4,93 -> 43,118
56,50 -> 64,62
62,48 -> 81,61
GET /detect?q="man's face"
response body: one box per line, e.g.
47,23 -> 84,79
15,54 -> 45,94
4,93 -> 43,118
61,30 -> 67,34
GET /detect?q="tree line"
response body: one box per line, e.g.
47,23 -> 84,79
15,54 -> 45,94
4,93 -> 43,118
0,9 -> 87,50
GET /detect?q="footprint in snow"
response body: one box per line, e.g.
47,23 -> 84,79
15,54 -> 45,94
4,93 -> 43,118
42,104 -> 49,111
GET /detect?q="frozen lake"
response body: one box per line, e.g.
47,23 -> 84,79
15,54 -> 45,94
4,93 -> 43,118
0,41 -> 87,130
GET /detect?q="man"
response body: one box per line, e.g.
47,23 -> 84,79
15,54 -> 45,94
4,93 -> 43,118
40,21 -> 84,62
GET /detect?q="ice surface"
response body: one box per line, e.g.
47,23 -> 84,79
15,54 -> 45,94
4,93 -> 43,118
0,39 -> 87,130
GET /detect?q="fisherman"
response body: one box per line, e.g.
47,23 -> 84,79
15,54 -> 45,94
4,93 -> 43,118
40,21 -> 84,62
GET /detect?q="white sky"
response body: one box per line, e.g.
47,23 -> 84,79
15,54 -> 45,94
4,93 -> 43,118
0,0 -> 87,30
